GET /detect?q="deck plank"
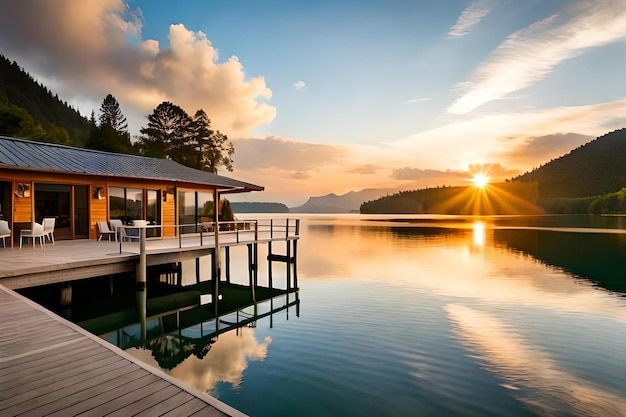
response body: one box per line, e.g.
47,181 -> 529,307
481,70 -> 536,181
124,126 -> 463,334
106,384 -> 181,417
0,285 -> 245,417
45,374 -> 155,417
75,379 -> 172,417
160,398 -> 214,417
134,391 -> 197,416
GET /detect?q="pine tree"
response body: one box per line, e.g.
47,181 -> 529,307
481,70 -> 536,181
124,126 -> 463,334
87,94 -> 134,154
192,109 -> 234,173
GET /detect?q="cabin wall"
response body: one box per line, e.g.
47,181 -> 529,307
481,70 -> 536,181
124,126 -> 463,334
0,168 -> 221,240
162,190 -> 176,237
12,180 -> 33,223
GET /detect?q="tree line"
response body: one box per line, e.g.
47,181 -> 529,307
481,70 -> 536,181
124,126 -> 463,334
1,55 -> 234,174
360,182 -> 540,215
86,95 -> 233,173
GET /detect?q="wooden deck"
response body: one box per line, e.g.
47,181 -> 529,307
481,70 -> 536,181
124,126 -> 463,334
0,284 -> 247,417
0,230 -> 297,290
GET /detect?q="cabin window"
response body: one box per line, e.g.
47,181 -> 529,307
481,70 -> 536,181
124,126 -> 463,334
109,187 -> 144,224
178,190 -> 214,234
146,189 -> 161,238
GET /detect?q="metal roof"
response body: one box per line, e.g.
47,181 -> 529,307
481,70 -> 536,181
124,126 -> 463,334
0,136 -> 263,193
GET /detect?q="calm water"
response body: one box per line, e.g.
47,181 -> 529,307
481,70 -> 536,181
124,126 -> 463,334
123,214 -> 626,416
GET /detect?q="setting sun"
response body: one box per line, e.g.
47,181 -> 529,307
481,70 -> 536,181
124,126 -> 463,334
472,174 -> 489,188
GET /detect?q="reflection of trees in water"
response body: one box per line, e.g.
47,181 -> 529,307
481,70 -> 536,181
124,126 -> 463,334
146,334 -> 215,370
387,226 -> 468,240
494,229 -> 626,294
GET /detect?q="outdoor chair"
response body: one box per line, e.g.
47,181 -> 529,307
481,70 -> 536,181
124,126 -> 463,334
109,219 -> 124,242
122,220 -> 145,242
97,221 -> 116,241
20,222 -> 46,249
0,220 -> 11,248
42,217 -> 56,244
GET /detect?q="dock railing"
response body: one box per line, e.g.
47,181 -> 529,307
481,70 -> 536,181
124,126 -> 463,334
114,218 -> 299,254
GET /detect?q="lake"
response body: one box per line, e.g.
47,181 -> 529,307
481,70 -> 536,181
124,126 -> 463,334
45,214 -> 626,416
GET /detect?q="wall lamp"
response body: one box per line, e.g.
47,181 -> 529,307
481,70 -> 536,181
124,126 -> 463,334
163,186 -> 175,202
15,183 -> 30,198
93,186 -> 105,200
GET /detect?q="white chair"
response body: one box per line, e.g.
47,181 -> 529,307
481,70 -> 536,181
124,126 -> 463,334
0,220 -> 11,248
42,217 -> 56,244
109,219 -> 124,242
97,221 -> 116,241
20,222 -> 46,249
121,220 -> 144,242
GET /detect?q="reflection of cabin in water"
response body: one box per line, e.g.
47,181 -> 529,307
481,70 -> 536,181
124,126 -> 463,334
0,136 -> 263,244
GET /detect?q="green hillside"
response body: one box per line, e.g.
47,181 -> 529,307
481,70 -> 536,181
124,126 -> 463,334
361,182 -> 540,215
514,128 -> 626,200
362,127 -> 626,215
0,54 -> 91,145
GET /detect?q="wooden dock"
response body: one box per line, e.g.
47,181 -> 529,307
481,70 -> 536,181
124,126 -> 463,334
0,229 -> 298,290
0,283 -> 247,416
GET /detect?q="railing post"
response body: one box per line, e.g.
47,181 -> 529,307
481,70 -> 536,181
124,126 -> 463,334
285,218 -> 289,239
286,235 -> 291,290
270,219 -> 273,239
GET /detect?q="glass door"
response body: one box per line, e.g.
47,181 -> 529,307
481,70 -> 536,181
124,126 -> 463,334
146,189 -> 161,238
74,186 -> 89,239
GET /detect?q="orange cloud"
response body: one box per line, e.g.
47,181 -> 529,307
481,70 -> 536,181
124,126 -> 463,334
0,0 -> 275,138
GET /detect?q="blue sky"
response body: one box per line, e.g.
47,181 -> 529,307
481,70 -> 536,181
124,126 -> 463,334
1,0 -> 625,206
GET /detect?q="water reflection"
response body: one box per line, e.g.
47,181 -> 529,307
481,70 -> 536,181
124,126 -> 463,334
447,304 -> 626,417
299,218 -> 626,321
473,221 -> 485,247
129,327 -> 272,394
98,292 -> 299,392
493,228 -> 626,294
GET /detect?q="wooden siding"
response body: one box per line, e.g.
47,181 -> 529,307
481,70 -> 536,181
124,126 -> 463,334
0,167 -> 227,241
13,180 -> 32,223
162,188 -> 176,237
89,184 -> 108,239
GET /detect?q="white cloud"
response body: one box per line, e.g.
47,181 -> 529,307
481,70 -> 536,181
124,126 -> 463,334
448,0 -> 626,114
293,80 -> 306,90
401,97 -> 430,105
393,99 -> 626,171
0,0 -> 276,138
127,327 -> 271,393
448,1 -> 493,37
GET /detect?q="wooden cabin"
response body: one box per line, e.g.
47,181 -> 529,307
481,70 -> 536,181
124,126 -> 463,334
0,136 -> 263,245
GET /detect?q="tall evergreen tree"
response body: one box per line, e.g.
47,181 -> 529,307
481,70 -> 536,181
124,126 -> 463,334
98,93 -> 128,134
87,94 -> 134,154
138,102 -> 235,173
192,109 -> 234,173
138,101 -> 192,159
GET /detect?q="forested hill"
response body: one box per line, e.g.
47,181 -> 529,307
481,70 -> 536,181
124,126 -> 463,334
0,54 -> 91,145
361,182 -> 540,215
514,128 -> 626,200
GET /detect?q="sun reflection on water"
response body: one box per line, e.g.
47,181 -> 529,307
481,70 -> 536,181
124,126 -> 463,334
473,221 -> 485,246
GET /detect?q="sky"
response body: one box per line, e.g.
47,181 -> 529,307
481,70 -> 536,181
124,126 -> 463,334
0,0 -> 625,207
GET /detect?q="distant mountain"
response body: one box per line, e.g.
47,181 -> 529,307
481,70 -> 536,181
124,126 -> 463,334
231,202 -> 289,213
290,188 -> 392,213
515,128 -> 626,201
